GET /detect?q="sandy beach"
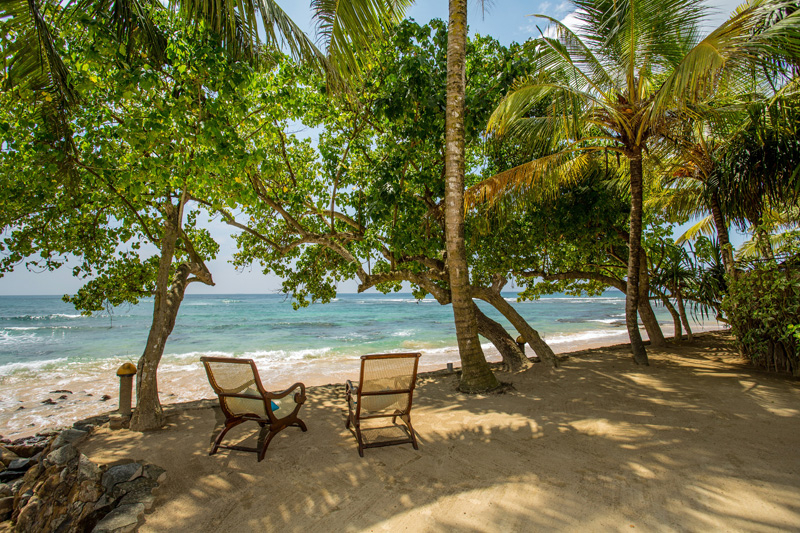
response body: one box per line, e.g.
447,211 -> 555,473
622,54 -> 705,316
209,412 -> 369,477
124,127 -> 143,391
71,331 -> 800,532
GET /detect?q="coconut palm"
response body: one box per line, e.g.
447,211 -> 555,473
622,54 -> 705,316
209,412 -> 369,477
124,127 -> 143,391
475,0 -> 800,364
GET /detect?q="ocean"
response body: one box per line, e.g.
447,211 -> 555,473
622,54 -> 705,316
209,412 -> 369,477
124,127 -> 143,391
0,292 -> 722,437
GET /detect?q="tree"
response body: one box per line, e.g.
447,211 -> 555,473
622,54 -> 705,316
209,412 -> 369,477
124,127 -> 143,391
2,0 -> 416,428
475,0 -> 800,364
219,20 -> 558,372
0,12 -> 313,430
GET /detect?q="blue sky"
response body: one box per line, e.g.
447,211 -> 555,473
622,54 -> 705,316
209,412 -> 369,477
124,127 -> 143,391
1,0 -> 745,295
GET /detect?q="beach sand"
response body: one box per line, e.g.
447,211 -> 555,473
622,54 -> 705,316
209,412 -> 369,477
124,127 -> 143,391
75,331 -> 800,532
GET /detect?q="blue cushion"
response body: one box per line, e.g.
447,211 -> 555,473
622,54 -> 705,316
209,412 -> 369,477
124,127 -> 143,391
271,400 -> 280,411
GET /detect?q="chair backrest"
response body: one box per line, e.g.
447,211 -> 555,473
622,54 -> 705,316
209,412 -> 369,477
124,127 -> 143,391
357,353 -> 421,415
201,356 -> 270,418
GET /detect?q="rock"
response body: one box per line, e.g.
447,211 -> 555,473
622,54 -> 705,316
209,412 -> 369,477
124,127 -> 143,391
5,444 -> 45,459
100,395 -> 112,402
59,395 -> 69,400
7,458 -> 35,472
75,480 -> 103,504
41,399 -> 56,405
112,477 -> 157,500
51,429 -> 88,451
0,497 -> 12,515
92,502 -> 145,533
0,471 -> 23,484
77,455 -> 102,483
9,479 -> 24,494
108,415 -> 130,431
44,444 -> 78,467
50,390 -> 72,394
72,422 -> 96,433
14,494 -> 40,531
0,449 -> 18,467
101,463 -> 142,494
141,464 -> 166,484
0,485 -> 10,499
15,407 -> 24,411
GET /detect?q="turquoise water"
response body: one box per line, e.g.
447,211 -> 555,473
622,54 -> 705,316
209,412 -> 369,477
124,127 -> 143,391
0,292 -> 644,374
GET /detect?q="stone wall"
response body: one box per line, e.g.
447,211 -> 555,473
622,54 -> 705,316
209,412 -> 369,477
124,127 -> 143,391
0,427 -> 164,533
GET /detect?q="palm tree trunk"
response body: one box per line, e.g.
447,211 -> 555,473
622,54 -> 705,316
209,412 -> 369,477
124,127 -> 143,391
710,192 -> 735,278
626,153 -> 649,364
445,0 -> 498,392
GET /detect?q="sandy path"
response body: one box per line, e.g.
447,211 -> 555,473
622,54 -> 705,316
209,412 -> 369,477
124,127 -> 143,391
79,332 -> 800,532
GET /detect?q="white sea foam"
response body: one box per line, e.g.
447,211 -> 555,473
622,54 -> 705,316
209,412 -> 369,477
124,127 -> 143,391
588,319 -> 624,325
0,331 -> 39,346
545,329 -> 624,345
0,357 -> 70,377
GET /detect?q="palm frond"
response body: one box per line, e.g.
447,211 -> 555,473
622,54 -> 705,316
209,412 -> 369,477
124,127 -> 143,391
466,150 -> 595,207
311,0 -> 411,81
676,215 -> 715,244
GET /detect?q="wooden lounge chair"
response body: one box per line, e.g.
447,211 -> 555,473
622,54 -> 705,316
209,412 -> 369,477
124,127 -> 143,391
345,352 -> 421,457
201,356 -> 307,461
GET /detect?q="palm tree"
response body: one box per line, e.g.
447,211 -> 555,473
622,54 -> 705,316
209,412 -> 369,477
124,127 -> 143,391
475,0 -> 800,364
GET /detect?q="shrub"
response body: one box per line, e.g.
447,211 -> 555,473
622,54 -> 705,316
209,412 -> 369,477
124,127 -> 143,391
722,263 -> 800,376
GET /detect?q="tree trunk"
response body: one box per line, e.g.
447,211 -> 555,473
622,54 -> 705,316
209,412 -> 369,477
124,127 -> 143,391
710,192 -> 735,278
473,305 -> 528,372
626,153 -> 649,364
130,204 -> 182,431
676,287 -> 693,342
658,289 -> 682,342
130,200 -> 214,431
445,0 -> 498,393
638,254 -> 666,347
472,288 -> 556,368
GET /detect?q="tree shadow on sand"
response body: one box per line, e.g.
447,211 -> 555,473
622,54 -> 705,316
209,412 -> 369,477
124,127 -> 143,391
80,332 -> 800,532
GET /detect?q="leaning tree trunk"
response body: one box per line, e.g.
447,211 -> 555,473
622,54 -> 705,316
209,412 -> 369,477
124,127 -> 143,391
657,289 -> 682,342
444,0 -> 498,393
638,255 -> 666,347
675,286 -> 693,342
626,153 -> 649,364
130,205 -> 182,431
473,305 -> 528,372
130,201 -> 214,432
710,192 -> 735,279
473,288 -> 556,368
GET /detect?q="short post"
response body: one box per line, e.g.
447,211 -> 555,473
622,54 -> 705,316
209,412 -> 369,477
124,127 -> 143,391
447,362 -> 454,372
116,362 -> 137,416
516,335 -> 525,355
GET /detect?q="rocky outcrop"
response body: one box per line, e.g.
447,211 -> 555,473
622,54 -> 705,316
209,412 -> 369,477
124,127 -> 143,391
0,428 -> 165,532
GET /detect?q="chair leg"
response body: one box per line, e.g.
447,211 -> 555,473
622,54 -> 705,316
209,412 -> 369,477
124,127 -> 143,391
404,415 -> 419,450
211,419 -> 245,456
354,421 -> 365,457
294,418 -> 308,432
258,428 -> 281,462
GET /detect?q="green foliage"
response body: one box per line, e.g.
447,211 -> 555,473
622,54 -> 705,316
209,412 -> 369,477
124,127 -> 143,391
722,263 -> 800,376
1,8 -> 308,313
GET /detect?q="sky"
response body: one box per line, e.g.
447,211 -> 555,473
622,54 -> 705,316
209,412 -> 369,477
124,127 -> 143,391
0,0 -> 744,296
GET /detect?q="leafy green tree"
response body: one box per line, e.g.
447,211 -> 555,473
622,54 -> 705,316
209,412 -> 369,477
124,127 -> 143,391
219,20 -> 559,374
0,12 -> 312,430
476,0 -> 800,364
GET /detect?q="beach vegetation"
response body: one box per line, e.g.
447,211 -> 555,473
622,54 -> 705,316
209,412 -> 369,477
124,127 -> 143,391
471,0 -> 800,366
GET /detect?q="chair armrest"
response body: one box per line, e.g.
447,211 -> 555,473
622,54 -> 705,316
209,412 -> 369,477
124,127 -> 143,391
265,382 -> 306,404
345,380 -> 358,394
